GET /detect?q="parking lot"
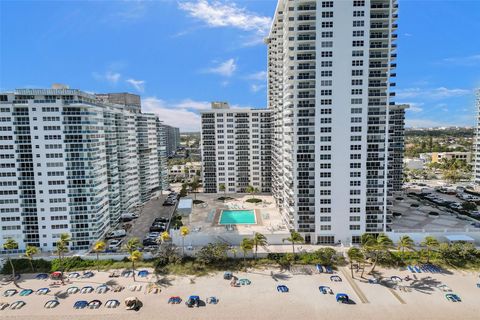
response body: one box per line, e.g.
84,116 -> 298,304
105,193 -> 177,251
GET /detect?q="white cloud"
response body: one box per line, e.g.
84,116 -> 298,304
142,97 -> 204,132
246,71 -> 267,81
126,78 -> 145,92
401,102 -> 424,113
178,0 -> 271,44
205,58 -> 237,77
396,87 -> 471,99
250,84 -> 265,93
93,71 -> 121,85
442,54 -> 480,66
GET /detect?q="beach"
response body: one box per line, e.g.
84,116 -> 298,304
1,266 -> 479,320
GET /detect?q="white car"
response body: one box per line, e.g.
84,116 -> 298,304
108,239 -> 123,251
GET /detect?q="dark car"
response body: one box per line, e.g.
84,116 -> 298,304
142,238 -> 157,246
149,225 -> 166,232
154,217 -> 169,223
163,200 -> 176,206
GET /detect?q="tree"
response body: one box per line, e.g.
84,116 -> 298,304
196,243 -> 229,265
282,231 -> 304,255
240,238 -> 254,270
230,246 -> 238,259
360,233 -> 393,274
3,238 -> 19,286
246,185 -> 257,200
24,245 -> 39,272
420,236 -> 439,263
461,201 -> 477,211
123,238 -> 142,282
55,233 -> 70,284
180,226 -> 190,258
160,231 -> 171,243
346,247 -> 363,278
397,235 -> 414,264
252,232 -> 268,260
92,240 -> 106,271
179,184 -> 188,197
189,178 -> 200,200
128,250 -> 143,282
219,183 -> 226,200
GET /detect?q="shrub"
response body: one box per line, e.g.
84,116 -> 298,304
193,200 -> 204,205
1,258 -> 51,274
246,198 -> 262,204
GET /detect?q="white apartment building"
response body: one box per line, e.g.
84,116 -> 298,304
201,103 -> 272,193
266,0 -> 405,244
475,89 -> 480,185
0,88 -> 168,252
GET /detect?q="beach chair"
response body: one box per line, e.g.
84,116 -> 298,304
129,285 -> 137,292
96,285 -> 109,294
67,286 -> 79,294
44,300 -> 59,309
206,296 -> 218,304
9,300 -> 25,310
276,285 -> 289,293
168,296 -> 182,304
138,270 -> 149,278
73,300 -> 88,309
3,289 -> 17,297
407,266 -> 416,273
414,266 -> 422,273
88,300 -> 102,309
316,264 -> 323,273
0,302 -> 9,310
35,273 -> 49,280
80,286 -> 94,294
19,289 -> 33,296
105,299 -> 120,308
37,288 -> 50,295
336,293 -> 349,304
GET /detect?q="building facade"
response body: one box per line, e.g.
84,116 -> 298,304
475,89 -> 480,185
161,124 -> 181,157
0,88 -> 168,252
201,103 -> 272,194
266,0 -> 403,244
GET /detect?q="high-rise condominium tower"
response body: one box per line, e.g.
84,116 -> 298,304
475,89 -> 480,185
266,0 -> 406,244
201,103 -> 272,193
0,88 -> 168,251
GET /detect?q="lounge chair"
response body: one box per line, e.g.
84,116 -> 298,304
35,273 -> 49,280
9,300 -> 25,310
82,271 -> 94,278
168,296 -> 182,304
391,276 -> 402,283
206,296 -> 218,304
105,299 -> 120,308
80,286 -> 94,294
336,293 -> 349,303
325,266 -> 333,274
319,286 -> 333,294
407,266 -> 416,273
109,271 -> 120,278
96,285 -> 109,294
37,288 -> 50,295
73,300 -> 88,309
368,278 -> 379,284
445,293 -> 461,302
112,285 -> 124,292
68,272 -> 80,279
223,271 -> 233,280
88,299 -> 102,309
138,270 -> 149,278
122,270 -> 134,278
19,289 -> 33,296
0,302 -> 9,310
67,286 -> 79,294
330,275 -> 342,282
414,266 -> 422,273
438,284 -> 452,292
277,285 -> 289,293
238,278 -> 251,286
3,289 -> 17,297
185,295 -> 200,307
44,300 -> 59,309
316,264 -> 323,273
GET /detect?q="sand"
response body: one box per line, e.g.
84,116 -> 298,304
0,266 -> 479,320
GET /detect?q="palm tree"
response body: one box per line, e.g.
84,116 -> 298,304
3,238 -> 18,286
219,183 -> 226,201
230,246 -> 238,259
252,232 -> 268,260
282,231 -> 304,255
189,178 -> 200,200
246,185 -> 255,200
421,236 -> 439,263
55,233 -> 70,284
180,226 -> 190,257
128,250 -> 143,282
240,238 -> 254,270
160,231 -> 171,243
361,233 -> 393,274
346,247 -> 363,278
397,235 -> 414,264
92,241 -> 106,271
24,245 -> 39,272
123,238 -> 142,282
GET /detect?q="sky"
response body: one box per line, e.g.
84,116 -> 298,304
1,0 -> 479,132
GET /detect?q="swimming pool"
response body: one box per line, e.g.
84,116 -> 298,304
219,210 -> 256,225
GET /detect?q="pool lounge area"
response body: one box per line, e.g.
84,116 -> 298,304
219,209 -> 257,225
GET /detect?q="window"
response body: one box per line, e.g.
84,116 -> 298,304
353,1 -> 365,6
321,61 -> 333,67
353,11 -> 364,17
322,11 -> 333,18
352,79 -> 363,85
351,89 -> 363,95
353,30 -> 364,37
349,225 -> 361,230
321,31 -> 333,38
352,60 -> 363,66
321,51 -> 333,57
352,70 -> 363,76
353,40 -> 364,47
353,20 -> 365,27
322,1 -> 333,8
350,216 -> 361,222
352,50 -> 364,57
320,216 -> 331,222
321,21 -> 333,28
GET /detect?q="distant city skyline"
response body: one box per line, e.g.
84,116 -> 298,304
1,0 -> 479,131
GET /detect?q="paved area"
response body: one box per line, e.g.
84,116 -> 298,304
125,194 -> 176,241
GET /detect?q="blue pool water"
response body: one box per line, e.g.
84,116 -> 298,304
219,210 -> 256,225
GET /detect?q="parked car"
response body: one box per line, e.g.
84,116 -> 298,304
149,224 -> 166,232
163,200 -> 177,206
105,229 -> 126,239
108,239 -> 123,251
154,217 -> 169,223
142,238 -> 157,246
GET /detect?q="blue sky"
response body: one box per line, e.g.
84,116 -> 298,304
1,0 -> 479,131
